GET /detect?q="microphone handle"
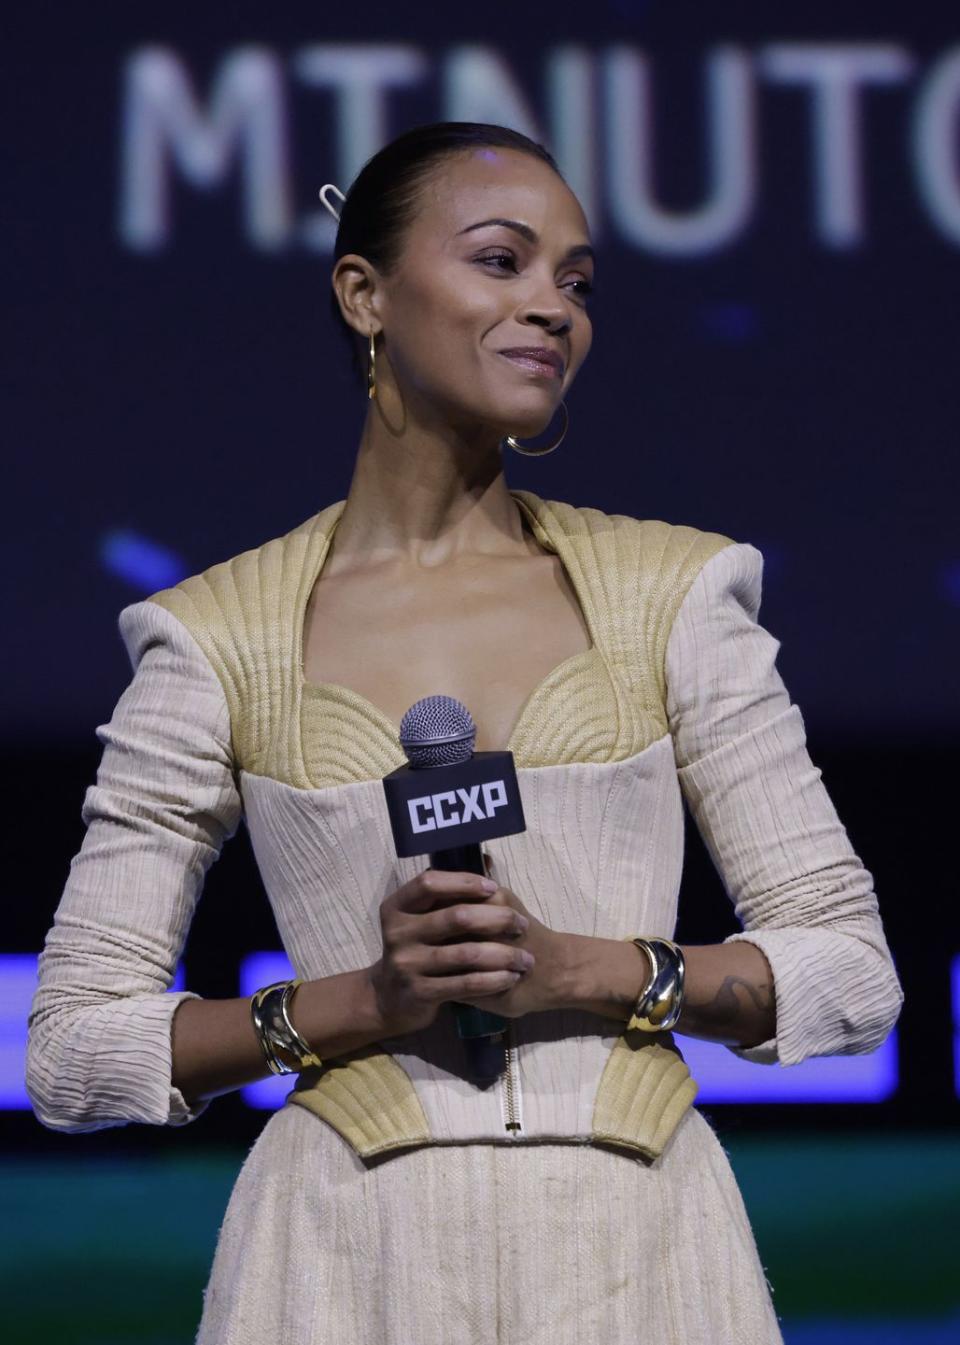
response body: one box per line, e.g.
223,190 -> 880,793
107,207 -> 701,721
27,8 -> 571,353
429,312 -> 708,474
429,843 -> 510,1061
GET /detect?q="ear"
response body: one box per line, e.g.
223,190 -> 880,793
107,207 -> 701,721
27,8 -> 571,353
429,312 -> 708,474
332,253 -> 382,338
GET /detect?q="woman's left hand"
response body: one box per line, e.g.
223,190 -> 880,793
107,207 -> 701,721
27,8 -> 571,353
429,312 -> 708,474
454,854 -> 572,1018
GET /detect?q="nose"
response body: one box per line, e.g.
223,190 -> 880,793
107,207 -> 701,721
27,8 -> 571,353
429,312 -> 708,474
522,307 -> 571,336
518,277 -> 571,336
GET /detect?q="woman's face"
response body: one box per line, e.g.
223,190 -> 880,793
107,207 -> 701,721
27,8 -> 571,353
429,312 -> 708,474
372,148 -> 594,440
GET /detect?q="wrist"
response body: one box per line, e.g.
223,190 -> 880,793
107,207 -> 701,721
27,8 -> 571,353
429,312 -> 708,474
288,965 -> 393,1061
556,933 -> 646,1020
355,962 -> 393,1039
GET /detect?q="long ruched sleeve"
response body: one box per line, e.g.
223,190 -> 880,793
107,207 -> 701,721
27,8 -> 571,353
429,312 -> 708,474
26,601 -> 242,1131
665,542 -> 903,1066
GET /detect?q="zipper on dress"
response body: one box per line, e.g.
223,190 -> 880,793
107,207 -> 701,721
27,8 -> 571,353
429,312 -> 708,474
500,1019 -> 523,1136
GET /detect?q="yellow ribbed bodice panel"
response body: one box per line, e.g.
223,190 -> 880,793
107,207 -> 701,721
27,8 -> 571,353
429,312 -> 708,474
149,490 -> 731,790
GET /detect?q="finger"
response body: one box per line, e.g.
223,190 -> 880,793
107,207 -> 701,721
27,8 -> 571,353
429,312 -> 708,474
422,942 -> 534,978
388,869 -> 496,915
425,969 -> 524,1002
417,903 -> 528,945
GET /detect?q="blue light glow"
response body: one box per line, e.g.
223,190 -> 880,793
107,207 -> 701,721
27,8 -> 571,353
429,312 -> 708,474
681,1029 -> 899,1103
697,302 -> 760,344
0,955 -> 40,1109
953,954 -> 960,1099
783,1315 -> 960,1344
0,956 -> 185,1110
100,529 -> 189,592
0,947 -> 905,1112
0,957 -> 903,1113
237,951 -> 899,1111
239,951 -> 297,1109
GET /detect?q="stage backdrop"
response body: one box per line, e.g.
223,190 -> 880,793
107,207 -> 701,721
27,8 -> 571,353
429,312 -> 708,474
6,1 -> 959,741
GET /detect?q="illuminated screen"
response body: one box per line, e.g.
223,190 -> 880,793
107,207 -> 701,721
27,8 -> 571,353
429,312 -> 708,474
6,4 -> 958,741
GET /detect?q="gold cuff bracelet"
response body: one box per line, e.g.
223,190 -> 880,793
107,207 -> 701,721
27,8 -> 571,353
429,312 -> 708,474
250,979 -> 324,1075
625,937 -> 686,1033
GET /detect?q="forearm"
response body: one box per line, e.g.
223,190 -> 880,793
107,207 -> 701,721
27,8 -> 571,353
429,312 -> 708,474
170,964 -> 388,1105
558,934 -> 776,1049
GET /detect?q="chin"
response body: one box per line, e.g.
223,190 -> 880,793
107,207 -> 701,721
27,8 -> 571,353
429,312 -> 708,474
503,405 -> 560,439
498,387 -> 562,429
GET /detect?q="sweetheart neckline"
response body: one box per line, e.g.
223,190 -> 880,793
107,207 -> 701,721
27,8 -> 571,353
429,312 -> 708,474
301,644 -> 602,755
297,491 -> 601,756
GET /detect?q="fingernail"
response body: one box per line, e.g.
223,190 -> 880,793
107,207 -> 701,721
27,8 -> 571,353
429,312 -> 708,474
516,915 -> 529,931
519,951 -> 535,969
481,878 -> 497,893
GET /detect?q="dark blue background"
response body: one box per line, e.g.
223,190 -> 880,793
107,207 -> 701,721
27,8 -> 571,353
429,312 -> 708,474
6,1 -> 958,740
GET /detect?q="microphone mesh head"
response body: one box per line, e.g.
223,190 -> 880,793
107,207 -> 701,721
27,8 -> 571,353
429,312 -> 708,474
399,695 -> 476,768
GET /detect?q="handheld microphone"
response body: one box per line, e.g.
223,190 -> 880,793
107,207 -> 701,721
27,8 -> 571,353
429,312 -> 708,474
382,695 -> 527,1082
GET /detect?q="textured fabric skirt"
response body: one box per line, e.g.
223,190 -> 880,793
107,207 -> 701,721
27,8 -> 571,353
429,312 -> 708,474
196,1103 -> 784,1344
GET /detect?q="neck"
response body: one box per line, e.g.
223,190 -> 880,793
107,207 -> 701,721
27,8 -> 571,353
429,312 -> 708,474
326,398 -> 533,574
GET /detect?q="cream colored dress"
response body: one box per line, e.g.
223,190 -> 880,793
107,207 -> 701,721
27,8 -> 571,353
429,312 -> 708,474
27,491 -> 903,1344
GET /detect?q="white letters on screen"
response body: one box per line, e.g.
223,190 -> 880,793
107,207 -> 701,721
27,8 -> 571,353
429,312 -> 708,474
604,46 -> 756,256
761,43 -> 912,247
913,47 -> 960,244
120,46 -> 290,250
116,41 -> 960,256
296,44 -> 427,250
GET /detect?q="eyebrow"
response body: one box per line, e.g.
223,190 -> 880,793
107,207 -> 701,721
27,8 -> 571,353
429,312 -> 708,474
456,217 -> 595,263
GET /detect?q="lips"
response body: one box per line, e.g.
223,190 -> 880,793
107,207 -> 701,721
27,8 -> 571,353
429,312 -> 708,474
498,347 -> 565,378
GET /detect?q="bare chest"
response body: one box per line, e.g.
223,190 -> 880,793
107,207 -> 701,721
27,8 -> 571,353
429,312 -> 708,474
301,550 -> 592,753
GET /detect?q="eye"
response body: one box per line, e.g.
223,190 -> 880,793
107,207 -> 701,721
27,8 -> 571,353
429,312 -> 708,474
474,251 -> 595,300
475,251 -> 518,273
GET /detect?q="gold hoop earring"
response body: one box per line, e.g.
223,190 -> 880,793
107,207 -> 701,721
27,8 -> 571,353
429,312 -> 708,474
504,401 -> 568,457
367,330 -> 377,400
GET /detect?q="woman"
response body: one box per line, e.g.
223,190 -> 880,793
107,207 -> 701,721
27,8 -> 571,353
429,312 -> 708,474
27,123 -> 903,1343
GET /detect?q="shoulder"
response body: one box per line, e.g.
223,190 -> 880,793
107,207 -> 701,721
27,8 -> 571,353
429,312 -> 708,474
513,490 -> 759,708
141,502 -> 343,676
512,488 -> 740,611
128,503 -> 344,777
147,506 -> 334,634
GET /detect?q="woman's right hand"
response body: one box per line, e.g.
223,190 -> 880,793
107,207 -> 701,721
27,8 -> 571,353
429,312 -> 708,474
369,868 -> 534,1036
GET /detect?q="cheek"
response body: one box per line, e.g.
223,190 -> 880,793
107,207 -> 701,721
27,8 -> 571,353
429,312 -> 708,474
390,277 -> 500,383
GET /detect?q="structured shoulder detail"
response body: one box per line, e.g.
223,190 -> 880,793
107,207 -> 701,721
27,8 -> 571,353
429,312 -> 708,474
146,502 -> 346,783
142,490 -> 734,788
511,491 -> 734,721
